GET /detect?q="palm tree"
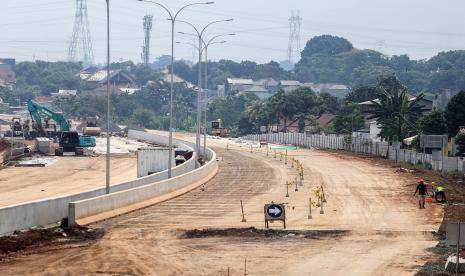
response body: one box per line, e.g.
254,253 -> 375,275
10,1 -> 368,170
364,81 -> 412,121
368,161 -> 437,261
367,76 -> 426,142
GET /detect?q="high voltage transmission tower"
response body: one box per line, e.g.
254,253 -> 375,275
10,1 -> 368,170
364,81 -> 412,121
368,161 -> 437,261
68,0 -> 94,66
287,11 -> 302,64
141,15 -> 153,64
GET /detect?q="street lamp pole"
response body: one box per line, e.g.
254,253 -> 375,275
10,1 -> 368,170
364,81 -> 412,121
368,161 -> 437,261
137,0 -> 214,177
105,0 -> 111,194
203,45 -> 208,157
202,34 -> 234,156
178,19 -> 233,160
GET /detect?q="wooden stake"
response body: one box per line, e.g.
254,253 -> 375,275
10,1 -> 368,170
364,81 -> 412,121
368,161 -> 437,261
240,200 -> 247,222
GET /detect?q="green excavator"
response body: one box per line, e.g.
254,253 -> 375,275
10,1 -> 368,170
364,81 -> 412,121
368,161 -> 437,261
27,100 -> 96,156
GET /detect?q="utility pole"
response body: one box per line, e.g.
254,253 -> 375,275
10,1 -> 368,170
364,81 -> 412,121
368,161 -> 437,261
68,0 -> 94,66
105,0 -> 111,194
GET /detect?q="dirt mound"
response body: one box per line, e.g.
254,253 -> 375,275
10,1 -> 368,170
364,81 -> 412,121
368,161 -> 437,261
181,227 -> 348,239
0,226 -> 104,261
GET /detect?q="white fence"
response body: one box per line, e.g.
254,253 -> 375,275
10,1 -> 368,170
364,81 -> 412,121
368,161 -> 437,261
0,130 -> 199,236
244,133 -> 465,174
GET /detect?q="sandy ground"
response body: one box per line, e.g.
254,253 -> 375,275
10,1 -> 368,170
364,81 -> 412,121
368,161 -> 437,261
0,155 -> 137,207
0,137 -> 146,207
0,133 -> 443,275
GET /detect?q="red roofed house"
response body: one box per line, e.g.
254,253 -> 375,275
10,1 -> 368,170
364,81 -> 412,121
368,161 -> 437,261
269,113 -> 335,133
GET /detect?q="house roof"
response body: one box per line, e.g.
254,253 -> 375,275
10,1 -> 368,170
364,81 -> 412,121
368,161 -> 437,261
227,78 -> 254,85
303,83 -> 348,91
161,70 -> 187,84
317,113 -> 335,127
359,99 -> 380,105
329,84 -> 349,90
359,96 -> 432,106
243,85 -> 269,93
34,96 -> 53,104
86,70 -> 114,82
82,69 -> 135,85
254,78 -> 279,87
280,80 -> 302,86
58,89 -> 77,95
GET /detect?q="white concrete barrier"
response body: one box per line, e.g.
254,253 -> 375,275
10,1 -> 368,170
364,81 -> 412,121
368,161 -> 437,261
0,130 -> 199,236
68,143 -> 217,225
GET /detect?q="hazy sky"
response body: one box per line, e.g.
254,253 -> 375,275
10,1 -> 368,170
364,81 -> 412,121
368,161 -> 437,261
1,0 -> 465,64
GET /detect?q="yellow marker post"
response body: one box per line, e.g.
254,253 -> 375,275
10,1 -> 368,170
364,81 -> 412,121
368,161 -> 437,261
285,151 -> 288,164
291,157 -> 294,168
226,143 -> 229,151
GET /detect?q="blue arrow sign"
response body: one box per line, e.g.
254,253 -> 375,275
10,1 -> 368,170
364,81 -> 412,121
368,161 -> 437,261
266,204 -> 284,218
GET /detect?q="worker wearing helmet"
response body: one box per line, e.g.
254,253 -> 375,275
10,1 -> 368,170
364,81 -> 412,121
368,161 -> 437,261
435,185 -> 446,203
431,181 -> 437,191
413,179 -> 429,209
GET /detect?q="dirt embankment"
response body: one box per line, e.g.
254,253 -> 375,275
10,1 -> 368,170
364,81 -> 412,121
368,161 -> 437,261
0,226 -> 103,262
182,227 -> 348,239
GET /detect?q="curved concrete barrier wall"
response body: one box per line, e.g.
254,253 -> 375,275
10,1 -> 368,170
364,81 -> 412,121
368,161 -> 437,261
0,130 -> 197,236
68,143 -> 216,224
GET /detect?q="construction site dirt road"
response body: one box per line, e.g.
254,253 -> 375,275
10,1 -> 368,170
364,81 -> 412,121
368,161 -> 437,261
0,136 -> 443,275
0,155 -> 137,207
0,135 -> 149,207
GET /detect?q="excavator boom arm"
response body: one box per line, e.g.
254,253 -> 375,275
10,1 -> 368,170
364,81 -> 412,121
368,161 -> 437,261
27,100 -> 70,132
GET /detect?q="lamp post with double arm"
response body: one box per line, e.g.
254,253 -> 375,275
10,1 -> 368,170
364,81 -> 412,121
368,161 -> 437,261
177,19 -> 233,160
136,0 -> 214,177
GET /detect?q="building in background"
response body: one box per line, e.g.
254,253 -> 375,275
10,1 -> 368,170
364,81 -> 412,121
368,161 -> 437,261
303,82 -> 349,98
220,77 -> 349,100
279,80 -> 302,93
224,78 -> 254,94
79,68 -> 136,96
239,86 -> 272,100
52,90 -> 78,98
